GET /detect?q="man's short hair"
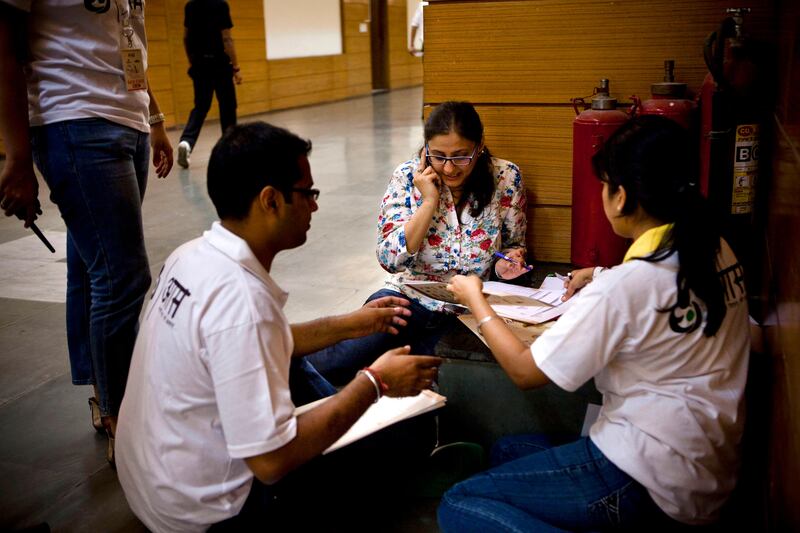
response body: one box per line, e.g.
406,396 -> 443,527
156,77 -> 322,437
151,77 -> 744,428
207,122 -> 312,220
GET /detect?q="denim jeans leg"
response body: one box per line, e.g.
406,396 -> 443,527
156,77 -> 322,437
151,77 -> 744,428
31,118 -> 151,417
490,433 -> 578,467
439,437 -> 668,532
289,357 -> 337,406
64,232 -> 93,384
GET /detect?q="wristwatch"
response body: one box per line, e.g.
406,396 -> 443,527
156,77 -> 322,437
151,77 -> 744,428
148,112 -> 165,125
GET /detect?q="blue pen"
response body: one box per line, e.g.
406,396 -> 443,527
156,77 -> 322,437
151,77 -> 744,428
493,251 -> 533,271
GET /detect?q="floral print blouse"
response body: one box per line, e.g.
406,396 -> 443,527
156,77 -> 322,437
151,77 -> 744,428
377,156 -> 528,313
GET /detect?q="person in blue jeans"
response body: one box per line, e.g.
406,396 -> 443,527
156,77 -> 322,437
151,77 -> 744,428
0,0 -> 173,465
441,116 -> 751,530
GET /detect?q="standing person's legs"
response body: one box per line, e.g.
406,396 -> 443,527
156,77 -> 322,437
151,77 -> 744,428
180,66 -> 215,149
64,233 -> 92,388
214,63 -> 237,135
31,118 -> 151,420
438,436 -> 670,532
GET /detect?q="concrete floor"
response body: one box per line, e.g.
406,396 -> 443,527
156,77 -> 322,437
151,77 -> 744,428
0,87 -> 442,532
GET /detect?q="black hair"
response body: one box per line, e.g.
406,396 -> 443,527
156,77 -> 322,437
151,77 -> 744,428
207,122 -> 312,220
592,115 -> 725,336
424,101 -> 494,217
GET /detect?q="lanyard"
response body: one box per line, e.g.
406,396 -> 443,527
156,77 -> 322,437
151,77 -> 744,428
115,0 -> 135,47
114,0 -> 147,91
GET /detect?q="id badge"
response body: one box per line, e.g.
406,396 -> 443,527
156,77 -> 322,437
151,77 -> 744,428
121,47 -> 147,91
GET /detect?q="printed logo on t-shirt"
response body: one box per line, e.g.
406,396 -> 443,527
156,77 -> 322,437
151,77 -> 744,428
154,277 -> 191,327
668,299 -> 703,334
665,260 -> 746,334
84,0 -> 111,13
84,0 -> 144,15
719,262 -> 746,306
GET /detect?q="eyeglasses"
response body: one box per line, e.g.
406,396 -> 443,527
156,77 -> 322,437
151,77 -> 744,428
291,187 -> 320,201
425,144 -> 479,167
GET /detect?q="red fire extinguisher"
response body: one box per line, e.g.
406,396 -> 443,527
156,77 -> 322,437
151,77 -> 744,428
698,7 -> 764,265
570,79 -> 633,268
637,60 -> 697,130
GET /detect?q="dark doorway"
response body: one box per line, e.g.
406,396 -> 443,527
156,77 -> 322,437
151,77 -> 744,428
370,0 -> 389,91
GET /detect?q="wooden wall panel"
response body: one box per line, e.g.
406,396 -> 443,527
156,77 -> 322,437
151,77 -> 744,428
145,0 -> 175,125
766,123 -> 800,529
763,0 -> 800,526
475,106 -> 574,206
425,0 -> 774,104
528,206 -> 571,263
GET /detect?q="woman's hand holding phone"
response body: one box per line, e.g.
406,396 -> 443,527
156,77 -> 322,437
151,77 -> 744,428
414,157 -> 441,207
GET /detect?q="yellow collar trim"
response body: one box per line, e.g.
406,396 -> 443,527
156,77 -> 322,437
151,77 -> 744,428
623,223 -> 673,263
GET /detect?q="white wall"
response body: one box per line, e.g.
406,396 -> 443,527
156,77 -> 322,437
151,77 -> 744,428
264,0 -> 343,60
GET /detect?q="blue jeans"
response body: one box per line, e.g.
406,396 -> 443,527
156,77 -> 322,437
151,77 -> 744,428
438,435 -> 675,532
30,118 -> 151,417
304,289 -> 459,385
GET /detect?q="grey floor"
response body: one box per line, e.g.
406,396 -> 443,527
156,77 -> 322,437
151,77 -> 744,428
0,87 -> 442,532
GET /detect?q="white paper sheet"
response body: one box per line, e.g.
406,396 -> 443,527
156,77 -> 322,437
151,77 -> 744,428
294,390 -> 446,454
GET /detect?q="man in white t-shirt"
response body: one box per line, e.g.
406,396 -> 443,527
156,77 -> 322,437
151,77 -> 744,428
116,121 -> 442,532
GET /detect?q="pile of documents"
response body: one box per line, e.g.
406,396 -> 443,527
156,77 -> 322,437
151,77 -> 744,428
481,277 -> 574,324
405,276 -> 573,325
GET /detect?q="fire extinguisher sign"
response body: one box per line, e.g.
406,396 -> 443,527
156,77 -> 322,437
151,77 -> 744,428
731,124 -> 759,214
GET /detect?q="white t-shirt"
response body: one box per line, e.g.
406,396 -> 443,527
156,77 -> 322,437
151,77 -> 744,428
532,240 -> 749,525
410,2 -> 423,48
3,0 -> 150,132
116,222 -> 298,533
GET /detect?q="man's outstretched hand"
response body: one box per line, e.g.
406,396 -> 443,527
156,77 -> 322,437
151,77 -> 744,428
369,346 -> 441,398
345,296 -> 412,337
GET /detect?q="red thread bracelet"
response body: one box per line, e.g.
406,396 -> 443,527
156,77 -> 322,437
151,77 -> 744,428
363,367 -> 389,393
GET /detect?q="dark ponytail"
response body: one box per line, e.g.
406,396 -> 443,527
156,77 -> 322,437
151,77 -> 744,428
424,101 -> 494,216
592,116 -> 726,336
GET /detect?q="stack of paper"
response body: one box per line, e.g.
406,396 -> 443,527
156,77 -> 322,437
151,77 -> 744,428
482,279 -> 573,324
294,390 -> 447,454
401,277 -> 573,325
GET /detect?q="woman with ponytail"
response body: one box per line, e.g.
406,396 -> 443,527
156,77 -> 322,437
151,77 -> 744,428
306,101 -> 528,383
438,116 -> 750,531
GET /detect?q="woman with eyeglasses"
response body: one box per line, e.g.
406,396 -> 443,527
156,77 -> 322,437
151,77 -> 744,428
437,116 -> 750,531
305,101 -> 528,384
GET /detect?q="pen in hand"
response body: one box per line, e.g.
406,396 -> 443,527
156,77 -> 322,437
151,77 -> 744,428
30,222 -> 55,253
493,251 -> 533,271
